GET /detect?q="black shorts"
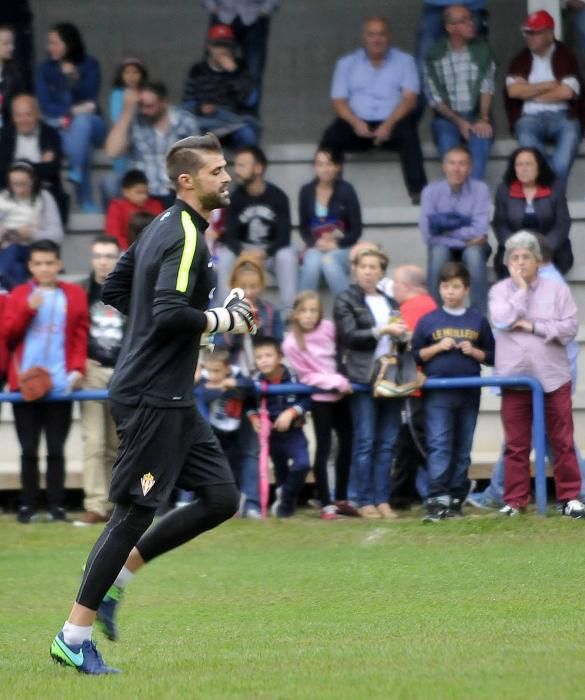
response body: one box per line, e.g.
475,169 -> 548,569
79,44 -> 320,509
108,399 -> 236,508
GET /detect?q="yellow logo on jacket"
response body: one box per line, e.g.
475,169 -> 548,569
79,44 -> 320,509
141,472 -> 156,496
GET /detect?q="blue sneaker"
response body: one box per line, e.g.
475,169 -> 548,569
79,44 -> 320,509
466,492 -> 502,511
96,585 -> 123,641
50,631 -> 120,674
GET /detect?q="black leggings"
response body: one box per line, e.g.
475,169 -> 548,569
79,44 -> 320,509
76,483 -> 239,610
310,398 -> 352,505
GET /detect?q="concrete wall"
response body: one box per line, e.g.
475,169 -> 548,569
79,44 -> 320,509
30,0 -> 527,143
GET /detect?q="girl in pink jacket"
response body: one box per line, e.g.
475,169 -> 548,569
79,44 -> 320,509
282,291 -> 356,520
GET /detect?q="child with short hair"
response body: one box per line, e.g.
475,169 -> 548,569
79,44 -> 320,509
104,169 -> 163,249
412,261 -> 494,522
251,337 -> 311,518
282,291 -> 354,520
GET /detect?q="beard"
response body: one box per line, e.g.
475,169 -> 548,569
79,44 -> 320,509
200,188 -> 230,211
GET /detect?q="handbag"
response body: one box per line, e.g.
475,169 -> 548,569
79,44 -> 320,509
372,339 -> 425,399
16,291 -> 57,401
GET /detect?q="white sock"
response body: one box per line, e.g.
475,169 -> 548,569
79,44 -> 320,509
62,621 -> 92,646
113,565 -> 134,590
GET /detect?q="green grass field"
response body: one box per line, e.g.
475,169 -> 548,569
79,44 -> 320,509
2,509 -> 585,700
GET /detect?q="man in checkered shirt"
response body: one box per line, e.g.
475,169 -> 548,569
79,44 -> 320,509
424,4 -> 495,180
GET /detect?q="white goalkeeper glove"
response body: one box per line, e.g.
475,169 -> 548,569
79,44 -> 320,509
204,288 -> 257,335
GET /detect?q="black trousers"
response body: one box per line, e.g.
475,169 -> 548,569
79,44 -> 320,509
320,116 -> 427,195
310,398 -> 352,505
391,398 -> 426,508
12,401 -> 72,510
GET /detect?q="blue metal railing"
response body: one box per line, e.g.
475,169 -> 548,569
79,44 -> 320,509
0,374 -> 548,514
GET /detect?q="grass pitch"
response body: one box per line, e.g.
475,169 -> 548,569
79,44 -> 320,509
1,509 -> 585,700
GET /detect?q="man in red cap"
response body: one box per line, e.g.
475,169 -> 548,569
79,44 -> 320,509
504,10 -> 585,189
182,23 -> 260,148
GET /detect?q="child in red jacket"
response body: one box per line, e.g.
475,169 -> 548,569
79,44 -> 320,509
3,239 -> 89,523
104,170 -> 163,249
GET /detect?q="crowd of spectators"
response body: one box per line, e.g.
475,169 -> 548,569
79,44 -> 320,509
0,3 -> 584,524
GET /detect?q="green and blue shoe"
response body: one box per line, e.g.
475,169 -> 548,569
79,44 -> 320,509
50,631 -> 120,675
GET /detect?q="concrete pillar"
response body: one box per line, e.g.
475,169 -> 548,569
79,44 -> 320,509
527,0 -> 562,37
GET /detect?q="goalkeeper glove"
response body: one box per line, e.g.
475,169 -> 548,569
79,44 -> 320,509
204,288 -> 257,335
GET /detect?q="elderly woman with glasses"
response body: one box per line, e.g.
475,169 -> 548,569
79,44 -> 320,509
488,231 -> 584,518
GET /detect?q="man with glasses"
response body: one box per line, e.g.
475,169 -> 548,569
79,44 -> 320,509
505,10 -> 584,189
424,4 -> 495,180
103,81 -> 200,207
74,235 -> 125,527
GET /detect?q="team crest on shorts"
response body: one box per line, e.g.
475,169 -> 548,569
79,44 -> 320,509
141,472 -> 156,496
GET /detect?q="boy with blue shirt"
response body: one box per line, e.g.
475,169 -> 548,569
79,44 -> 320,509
412,261 -> 494,522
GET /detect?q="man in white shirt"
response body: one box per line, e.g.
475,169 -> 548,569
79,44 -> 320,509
504,10 -> 584,188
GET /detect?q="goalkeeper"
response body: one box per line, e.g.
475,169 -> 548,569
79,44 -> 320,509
50,134 -> 256,675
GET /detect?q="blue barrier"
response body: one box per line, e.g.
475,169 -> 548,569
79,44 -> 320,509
0,374 -> 548,514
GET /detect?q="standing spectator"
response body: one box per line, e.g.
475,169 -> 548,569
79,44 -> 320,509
493,146 -> 572,278
505,10 -> 584,189
0,94 -> 69,223
412,261 -> 494,522
0,24 -> 24,128
489,231 -> 584,518
74,235 -> 125,527
3,239 -> 88,523
36,23 -> 107,213
424,4 -> 495,180
104,170 -> 163,250
334,246 -> 405,519
218,146 -> 298,311
298,148 -> 362,295
320,16 -> 427,205
183,24 -> 260,147
108,57 -> 149,179
283,291 -> 355,520
104,81 -> 200,208
0,1 -> 34,90
202,0 -> 280,107
0,160 -> 64,289
420,145 -> 491,315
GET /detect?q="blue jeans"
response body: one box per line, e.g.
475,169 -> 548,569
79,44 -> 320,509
234,415 -> 260,513
0,243 -> 29,289
427,242 -> 491,316
61,113 -> 107,206
197,107 -> 261,148
298,247 -> 350,295
431,115 -> 493,181
515,111 -> 581,188
349,392 -> 401,506
424,389 -> 480,501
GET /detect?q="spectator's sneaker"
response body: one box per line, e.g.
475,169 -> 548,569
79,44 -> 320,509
270,487 -> 283,518
358,505 -> 382,519
466,492 -> 502,510
307,498 -> 321,510
50,632 -> 120,674
499,504 -> 521,517
96,585 -> 123,641
446,499 -> 464,518
376,503 -> 399,520
17,506 -> 38,524
423,499 -> 449,523
320,505 -> 338,520
562,500 -> 585,519
72,511 -> 109,527
243,508 -> 262,520
47,508 -> 68,522
335,500 -> 360,517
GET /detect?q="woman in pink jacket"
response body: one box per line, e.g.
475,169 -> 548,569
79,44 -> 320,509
282,291 -> 355,520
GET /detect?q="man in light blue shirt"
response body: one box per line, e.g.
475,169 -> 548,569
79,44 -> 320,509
320,16 -> 427,204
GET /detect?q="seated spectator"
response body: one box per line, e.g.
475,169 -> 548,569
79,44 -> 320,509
420,145 -> 491,315
283,290 -> 355,520
202,0 -> 280,107
0,94 -> 69,223
251,337 -> 311,518
0,1 -> 34,90
0,24 -> 24,128
104,169 -> 163,250
320,16 -> 427,205
36,23 -> 107,213
218,146 -> 298,311
0,160 -> 64,289
489,231 -> 585,518
127,210 -> 156,246
412,261 -> 494,522
493,146 -> 572,279
334,246 -> 405,520
3,239 -> 89,523
74,235 -> 125,527
423,4 -> 495,180
104,81 -> 200,208
183,24 -> 260,148
108,57 -> 149,178
505,10 -> 584,189
298,148 -> 362,295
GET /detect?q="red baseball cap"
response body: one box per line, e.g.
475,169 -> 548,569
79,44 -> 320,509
208,24 -> 235,44
522,10 -> 555,33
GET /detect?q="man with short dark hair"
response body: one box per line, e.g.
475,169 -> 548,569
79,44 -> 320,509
50,133 -> 257,675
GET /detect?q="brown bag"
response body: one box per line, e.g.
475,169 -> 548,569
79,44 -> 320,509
372,341 -> 425,399
19,366 -> 53,401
